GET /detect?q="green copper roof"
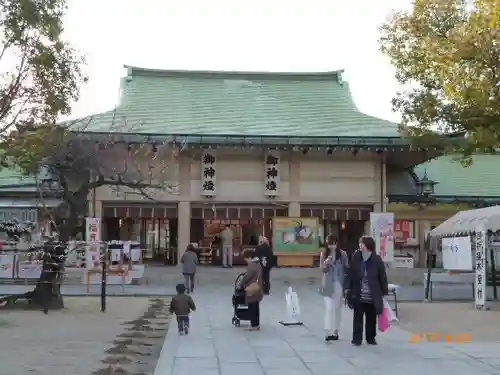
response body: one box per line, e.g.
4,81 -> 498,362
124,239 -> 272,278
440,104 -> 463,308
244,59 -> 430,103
414,154 -> 500,197
0,168 -> 35,188
81,66 -> 399,137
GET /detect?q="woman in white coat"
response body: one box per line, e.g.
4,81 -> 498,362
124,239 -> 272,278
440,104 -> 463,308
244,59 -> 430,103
321,235 -> 348,341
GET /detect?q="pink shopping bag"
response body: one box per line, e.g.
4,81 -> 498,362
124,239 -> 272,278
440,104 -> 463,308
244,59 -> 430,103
378,307 -> 390,332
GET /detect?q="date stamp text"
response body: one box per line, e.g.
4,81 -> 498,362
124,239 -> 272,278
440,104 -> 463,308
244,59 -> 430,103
409,333 -> 471,344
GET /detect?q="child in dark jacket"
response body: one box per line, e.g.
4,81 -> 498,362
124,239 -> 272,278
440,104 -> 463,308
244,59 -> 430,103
170,283 -> 196,335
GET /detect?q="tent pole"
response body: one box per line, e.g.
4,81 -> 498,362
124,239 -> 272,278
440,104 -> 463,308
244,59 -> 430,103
424,236 -> 433,301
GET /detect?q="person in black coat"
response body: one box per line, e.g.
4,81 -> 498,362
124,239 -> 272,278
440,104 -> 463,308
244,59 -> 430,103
344,236 -> 389,346
255,236 -> 274,295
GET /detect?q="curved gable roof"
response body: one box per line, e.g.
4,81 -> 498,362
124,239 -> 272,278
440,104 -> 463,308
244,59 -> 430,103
79,66 -> 400,137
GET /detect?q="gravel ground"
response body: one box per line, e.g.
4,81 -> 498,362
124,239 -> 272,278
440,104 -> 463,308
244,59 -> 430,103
396,301 -> 500,343
0,297 -> 171,375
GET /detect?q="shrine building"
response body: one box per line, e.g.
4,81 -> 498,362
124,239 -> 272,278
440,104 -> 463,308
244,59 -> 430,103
80,66 -> 439,265
4,65 -> 498,268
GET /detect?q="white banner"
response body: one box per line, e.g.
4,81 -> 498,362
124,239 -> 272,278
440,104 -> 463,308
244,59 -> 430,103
393,256 -> 414,268
474,228 -> 487,309
370,213 -> 395,262
0,254 -> 15,278
85,217 -> 101,242
17,262 -> 43,280
442,236 -> 473,271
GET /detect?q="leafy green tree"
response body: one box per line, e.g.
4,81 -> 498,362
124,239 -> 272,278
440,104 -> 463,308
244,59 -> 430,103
379,0 -> 500,160
0,0 -> 85,136
0,0 -> 86,236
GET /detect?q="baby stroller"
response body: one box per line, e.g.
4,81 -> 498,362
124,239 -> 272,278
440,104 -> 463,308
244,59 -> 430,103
231,272 -> 251,327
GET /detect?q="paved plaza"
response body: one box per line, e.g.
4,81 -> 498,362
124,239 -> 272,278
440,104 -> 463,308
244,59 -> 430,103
154,283 -> 500,375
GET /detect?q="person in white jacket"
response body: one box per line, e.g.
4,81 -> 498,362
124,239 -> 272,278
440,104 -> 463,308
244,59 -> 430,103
321,235 -> 348,342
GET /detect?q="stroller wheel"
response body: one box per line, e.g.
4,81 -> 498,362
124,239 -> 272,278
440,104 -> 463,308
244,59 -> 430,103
235,319 -> 241,327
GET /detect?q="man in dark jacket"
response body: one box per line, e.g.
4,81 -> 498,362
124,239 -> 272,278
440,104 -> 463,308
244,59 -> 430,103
344,236 -> 389,346
255,236 -> 274,295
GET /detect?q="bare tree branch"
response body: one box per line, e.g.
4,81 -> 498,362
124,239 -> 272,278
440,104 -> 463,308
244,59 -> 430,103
11,112 -> 182,238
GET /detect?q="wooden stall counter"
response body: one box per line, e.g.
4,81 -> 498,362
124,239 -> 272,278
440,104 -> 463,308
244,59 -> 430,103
276,253 -> 318,268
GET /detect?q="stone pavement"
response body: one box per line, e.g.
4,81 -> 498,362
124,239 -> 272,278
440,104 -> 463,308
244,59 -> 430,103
154,283 -> 500,375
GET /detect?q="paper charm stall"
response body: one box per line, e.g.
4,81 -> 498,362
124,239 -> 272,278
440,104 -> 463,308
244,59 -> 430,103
430,205 -> 500,310
83,217 -> 132,289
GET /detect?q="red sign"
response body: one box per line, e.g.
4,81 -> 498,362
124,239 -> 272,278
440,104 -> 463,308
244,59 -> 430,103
394,220 -> 412,244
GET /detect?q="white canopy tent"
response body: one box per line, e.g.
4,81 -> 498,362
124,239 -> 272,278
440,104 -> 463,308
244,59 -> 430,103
430,205 -> 500,238
428,205 -> 500,310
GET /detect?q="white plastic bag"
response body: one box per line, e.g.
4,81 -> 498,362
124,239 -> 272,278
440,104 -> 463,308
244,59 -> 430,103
285,286 -> 301,322
383,298 -> 398,322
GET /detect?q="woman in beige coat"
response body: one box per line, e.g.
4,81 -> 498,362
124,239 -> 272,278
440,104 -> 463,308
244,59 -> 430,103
239,249 -> 264,330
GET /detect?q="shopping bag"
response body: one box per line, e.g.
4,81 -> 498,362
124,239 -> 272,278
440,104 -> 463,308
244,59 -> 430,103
378,311 -> 390,332
284,286 -> 302,324
378,298 -> 395,333
383,298 -> 398,322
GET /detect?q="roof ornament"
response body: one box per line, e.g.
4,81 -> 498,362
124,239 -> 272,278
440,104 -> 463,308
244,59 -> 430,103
125,66 -> 133,82
336,70 -> 345,86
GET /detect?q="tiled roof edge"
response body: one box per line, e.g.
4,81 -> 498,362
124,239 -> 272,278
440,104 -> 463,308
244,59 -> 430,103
124,65 -> 344,80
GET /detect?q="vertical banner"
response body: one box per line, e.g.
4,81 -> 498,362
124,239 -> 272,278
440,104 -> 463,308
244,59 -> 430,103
264,151 -> 280,197
86,217 -> 101,242
474,228 -> 487,309
85,217 -> 102,270
370,213 -> 395,262
201,150 -> 216,196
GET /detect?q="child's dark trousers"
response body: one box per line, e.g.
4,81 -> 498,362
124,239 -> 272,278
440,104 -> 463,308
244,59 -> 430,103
177,315 -> 190,334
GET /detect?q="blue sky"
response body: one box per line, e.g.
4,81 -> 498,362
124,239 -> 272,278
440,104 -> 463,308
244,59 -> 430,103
64,0 -> 412,123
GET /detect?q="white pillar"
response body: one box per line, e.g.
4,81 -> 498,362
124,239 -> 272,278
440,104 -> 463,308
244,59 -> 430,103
288,202 -> 301,217
177,201 -> 191,263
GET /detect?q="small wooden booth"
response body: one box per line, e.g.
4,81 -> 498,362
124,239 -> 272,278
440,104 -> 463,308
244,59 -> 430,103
429,205 -> 500,309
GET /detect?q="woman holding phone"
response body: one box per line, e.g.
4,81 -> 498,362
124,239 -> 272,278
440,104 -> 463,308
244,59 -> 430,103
321,235 -> 348,342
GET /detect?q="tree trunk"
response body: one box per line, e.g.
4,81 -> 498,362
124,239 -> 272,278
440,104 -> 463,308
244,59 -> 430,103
58,186 -> 89,241
33,253 -> 65,313
0,252 -> 65,312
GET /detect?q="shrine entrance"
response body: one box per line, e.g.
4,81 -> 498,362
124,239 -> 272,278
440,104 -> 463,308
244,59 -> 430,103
190,203 -> 288,266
